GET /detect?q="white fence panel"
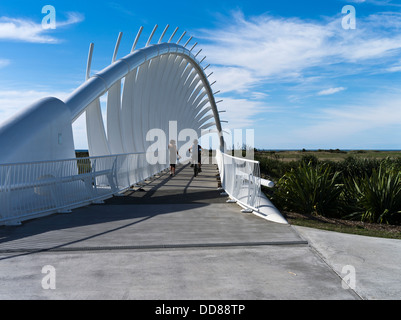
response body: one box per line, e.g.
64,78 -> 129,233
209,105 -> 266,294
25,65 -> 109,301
0,152 -> 168,225
216,150 -> 261,211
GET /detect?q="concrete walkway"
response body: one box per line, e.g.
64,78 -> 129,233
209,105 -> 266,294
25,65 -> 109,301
0,163 -> 395,300
293,226 -> 401,300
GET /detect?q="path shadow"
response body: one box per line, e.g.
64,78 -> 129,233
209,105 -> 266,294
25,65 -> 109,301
0,164 -> 222,257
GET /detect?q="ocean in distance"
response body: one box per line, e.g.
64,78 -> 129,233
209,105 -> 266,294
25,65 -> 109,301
76,149 -> 401,152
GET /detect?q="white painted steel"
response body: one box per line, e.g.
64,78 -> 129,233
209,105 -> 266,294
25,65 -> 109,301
86,43 -> 94,81
0,152 -> 168,226
146,25 -> 158,47
216,150 -> 261,211
66,41 -> 225,158
0,97 -> 76,164
112,32 -> 123,63
168,27 -> 179,43
0,29 -> 236,225
158,25 -> 169,44
86,98 -> 110,157
131,26 -> 143,52
216,150 -> 287,224
176,31 -> 186,44
261,178 -> 275,188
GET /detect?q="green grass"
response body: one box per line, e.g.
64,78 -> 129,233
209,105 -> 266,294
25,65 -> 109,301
256,149 -> 401,162
286,213 -> 401,239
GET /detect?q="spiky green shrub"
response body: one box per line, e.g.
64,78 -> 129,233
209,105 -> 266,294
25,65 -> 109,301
336,156 -> 380,179
342,166 -> 401,224
272,162 -> 342,217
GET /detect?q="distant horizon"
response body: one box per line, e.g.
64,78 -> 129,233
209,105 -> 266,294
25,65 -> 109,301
75,148 -> 401,152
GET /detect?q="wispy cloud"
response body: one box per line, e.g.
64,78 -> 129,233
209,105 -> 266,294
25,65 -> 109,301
317,87 -> 346,96
108,2 -> 136,17
287,92 -> 401,148
344,0 -> 401,6
0,89 -> 71,120
194,9 -> 401,147
387,65 -> 401,72
0,12 -> 84,43
0,88 -> 89,149
199,11 -> 401,96
216,97 -> 267,130
0,59 -> 10,68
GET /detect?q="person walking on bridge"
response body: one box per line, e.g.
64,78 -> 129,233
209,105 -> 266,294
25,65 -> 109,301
168,140 -> 179,177
189,139 -> 203,177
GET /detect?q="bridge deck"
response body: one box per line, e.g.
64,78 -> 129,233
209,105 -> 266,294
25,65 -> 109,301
0,163 -> 303,251
0,163 -> 359,299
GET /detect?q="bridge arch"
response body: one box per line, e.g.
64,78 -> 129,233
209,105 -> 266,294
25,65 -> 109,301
67,40 -> 225,158
0,26 -> 287,226
0,27 -> 224,165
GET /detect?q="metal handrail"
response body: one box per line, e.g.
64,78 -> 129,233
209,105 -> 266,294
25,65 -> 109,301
0,152 -> 168,225
216,149 -> 262,212
0,152 -> 146,167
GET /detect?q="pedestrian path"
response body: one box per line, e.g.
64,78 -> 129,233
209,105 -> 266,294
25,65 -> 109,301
0,163 -> 360,299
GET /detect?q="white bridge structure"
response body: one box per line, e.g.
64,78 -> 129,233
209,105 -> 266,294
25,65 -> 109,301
0,25 -> 287,226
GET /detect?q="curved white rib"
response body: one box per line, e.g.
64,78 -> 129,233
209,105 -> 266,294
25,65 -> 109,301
65,43 -> 225,156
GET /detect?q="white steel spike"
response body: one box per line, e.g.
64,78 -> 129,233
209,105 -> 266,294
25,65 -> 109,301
168,27 -> 179,43
112,32 -> 123,63
86,43 -> 94,81
176,31 -> 186,44
158,24 -> 169,44
189,42 -> 198,52
146,24 -> 158,47
184,36 -> 193,48
131,26 -> 143,52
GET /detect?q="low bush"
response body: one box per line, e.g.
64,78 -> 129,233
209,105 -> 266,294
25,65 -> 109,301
271,162 -> 342,217
342,166 -> 401,224
260,153 -> 401,225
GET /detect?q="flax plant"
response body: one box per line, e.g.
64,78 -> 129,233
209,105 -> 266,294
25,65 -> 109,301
343,166 -> 401,224
273,162 -> 342,217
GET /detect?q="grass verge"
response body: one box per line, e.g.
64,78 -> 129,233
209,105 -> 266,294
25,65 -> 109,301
284,211 -> 401,240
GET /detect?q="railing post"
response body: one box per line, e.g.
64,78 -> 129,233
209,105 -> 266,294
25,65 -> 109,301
0,152 -> 175,226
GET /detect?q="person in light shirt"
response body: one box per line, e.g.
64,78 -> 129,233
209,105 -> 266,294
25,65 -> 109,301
168,140 -> 179,177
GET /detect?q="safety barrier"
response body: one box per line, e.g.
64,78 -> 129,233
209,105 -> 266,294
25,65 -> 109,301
0,152 -> 168,225
216,149 -> 263,211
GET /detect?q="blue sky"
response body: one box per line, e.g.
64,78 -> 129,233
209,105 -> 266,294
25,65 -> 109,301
1,0 -> 401,150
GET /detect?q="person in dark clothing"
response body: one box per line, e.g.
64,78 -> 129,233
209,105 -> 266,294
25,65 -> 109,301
189,139 -> 203,176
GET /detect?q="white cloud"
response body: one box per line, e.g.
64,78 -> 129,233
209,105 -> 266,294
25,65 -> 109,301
0,89 -> 107,150
386,59 -> 401,72
208,66 -> 257,94
289,93 -> 401,147
200,12 -> 332,81
0,12 -> 84,43
317,87 -> 346,96
57,12 -> 84,28
194,10 -> 401,146
198,11 -> 401,96
0,59 -> 10,68
387,66 -> 401,72
0,89 -> 71,121
217,96 -> 269,130
345,0 -> 401,6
